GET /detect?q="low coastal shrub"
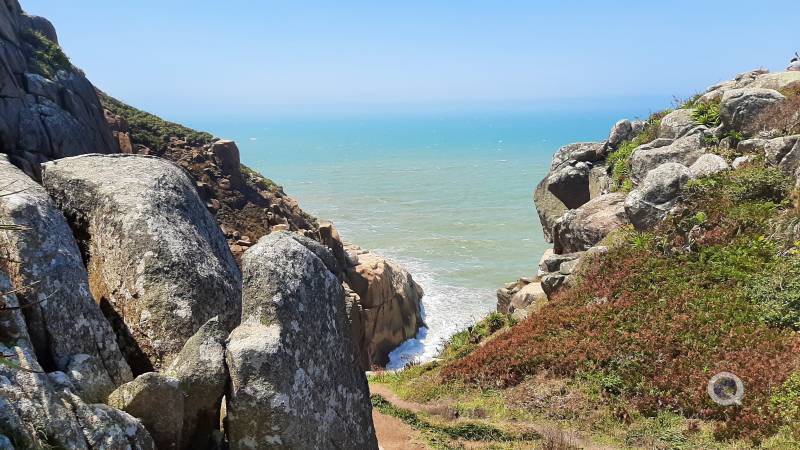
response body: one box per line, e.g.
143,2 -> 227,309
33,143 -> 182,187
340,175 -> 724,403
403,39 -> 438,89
441,162 -> 800,442
22,30 -> 71,78
99,92 -> 214,152
607,112 -> 665,191
771,372 -> 800,438
438,311 -> 512,362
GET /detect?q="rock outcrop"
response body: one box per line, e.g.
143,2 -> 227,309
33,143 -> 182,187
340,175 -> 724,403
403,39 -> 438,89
689,153 -> 729,178
226,232 -> 378,449
629,130 -> 706,184
659,109 -> 697,140
344,244 -> 424,368
625,162 -> 694,231
41,154 -> 242,372
720,88 -> 785,134
165,317 -> 229,450
528,68 -> 800,311
0,1 -> 118,179
107,372 -> 184,450
553,193 -> 629,254
0,155 -> 131,399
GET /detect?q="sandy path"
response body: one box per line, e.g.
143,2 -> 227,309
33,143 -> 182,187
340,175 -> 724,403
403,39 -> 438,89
371,384 -> 428,449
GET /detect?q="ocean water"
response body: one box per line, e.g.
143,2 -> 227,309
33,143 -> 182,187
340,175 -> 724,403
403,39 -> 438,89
192,103 -> 657,368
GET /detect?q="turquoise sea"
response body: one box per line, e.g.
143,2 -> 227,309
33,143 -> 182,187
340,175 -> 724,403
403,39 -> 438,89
191,101 -> 660,367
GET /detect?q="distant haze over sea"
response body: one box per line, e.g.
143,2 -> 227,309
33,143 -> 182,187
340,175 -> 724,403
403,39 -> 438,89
190,99 -> 661,366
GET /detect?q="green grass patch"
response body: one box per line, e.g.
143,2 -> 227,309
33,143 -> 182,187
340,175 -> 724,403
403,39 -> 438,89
692,100 -> 721,127
370,394 -> 539,449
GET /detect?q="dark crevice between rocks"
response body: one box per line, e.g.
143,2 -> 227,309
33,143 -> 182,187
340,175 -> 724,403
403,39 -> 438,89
15,291 -> 56,372
98,298 -> 153,376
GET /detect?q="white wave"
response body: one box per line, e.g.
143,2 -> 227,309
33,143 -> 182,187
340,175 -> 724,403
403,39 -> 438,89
383,253 -> 496,370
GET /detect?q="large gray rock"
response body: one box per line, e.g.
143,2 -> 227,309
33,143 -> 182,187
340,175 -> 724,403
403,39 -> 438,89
775,138 -> 800,177
0,273 -> 153,450
0,155 -> 131,399
41,154 -> 242,371
166,317 -> 228,450
546,161 -> 592,209
763,135 -> 800,167
689,153 -> 729,178
553,193 -> 629,254
588,165 -> 611,198
625,163 -> 694,230
549,142 -> 605,171
226,232 -> 378,450
607,119 -> 636,149
0,1 -> 118,178
534,177 -> 568,242
749,71 -> 800,90
630,131 -> 705,184
659,109 -> 697,140
720,88 -> 785,133
107,372 -> 184,450
700,69 -> 769,103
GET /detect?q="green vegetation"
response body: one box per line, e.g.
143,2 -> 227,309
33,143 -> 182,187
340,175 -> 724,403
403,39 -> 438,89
607,112 -> 665,192
691,100 -> 721,127
22,30 -> 72,79
371,394 -> 539,449
439,162 -> 800,443
438,312 -> 514,361
771,372 -> 800,438
98,92 -> 214,152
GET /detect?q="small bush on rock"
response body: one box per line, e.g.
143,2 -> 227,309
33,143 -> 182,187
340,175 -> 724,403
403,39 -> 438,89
691,100 -> 721,127
22,30 -> 71,78
607,112 -> 665,191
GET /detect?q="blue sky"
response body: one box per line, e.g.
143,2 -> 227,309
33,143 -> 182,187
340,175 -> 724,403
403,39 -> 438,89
22,1 -> 800,118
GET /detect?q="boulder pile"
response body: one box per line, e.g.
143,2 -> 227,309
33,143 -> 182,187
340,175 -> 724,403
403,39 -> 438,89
1,156 -> 379,449
502,67 -> 799,308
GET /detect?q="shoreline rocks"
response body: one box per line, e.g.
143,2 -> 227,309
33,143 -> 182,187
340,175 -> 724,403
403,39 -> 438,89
344,243 -> 425,368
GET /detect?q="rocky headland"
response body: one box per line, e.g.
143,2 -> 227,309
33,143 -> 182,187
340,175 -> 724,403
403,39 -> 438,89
0,1 -> 424,448
503,68 -> 800,320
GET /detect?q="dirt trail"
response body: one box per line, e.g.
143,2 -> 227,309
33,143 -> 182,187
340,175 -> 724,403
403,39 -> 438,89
370,383 -> 618,450
373,408 -> 428,450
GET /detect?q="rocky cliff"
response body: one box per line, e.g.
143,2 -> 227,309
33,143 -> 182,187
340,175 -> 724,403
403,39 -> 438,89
0,0 -> 423,372
0,0 -> 422,447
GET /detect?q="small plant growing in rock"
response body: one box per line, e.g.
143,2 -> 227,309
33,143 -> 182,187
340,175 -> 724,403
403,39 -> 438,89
691,100 -> 721,127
